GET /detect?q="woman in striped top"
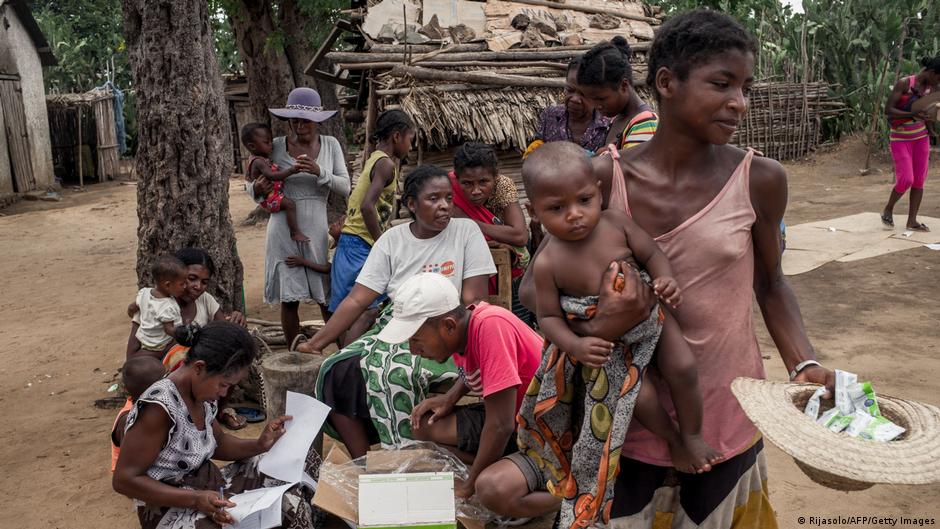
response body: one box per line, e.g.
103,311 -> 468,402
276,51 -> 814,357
881,56 -> 940,232
577,36 -> 658,151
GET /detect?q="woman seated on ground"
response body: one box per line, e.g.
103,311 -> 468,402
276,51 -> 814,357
126,248 -> 249,429
296,165 -> 495,458
448,142 -> 534,326
113,322 -> 323,529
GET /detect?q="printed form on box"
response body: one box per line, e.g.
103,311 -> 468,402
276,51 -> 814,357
358,472 -> 456,529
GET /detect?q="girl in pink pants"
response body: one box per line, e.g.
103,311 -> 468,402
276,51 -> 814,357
882,57 -> 940,232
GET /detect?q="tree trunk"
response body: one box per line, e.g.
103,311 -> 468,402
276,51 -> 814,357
230,0 -> 295,137
280,0 -> 349,224
123,0 -> 244,311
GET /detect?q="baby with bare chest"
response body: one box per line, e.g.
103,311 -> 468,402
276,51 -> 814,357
523,141 -> 721,475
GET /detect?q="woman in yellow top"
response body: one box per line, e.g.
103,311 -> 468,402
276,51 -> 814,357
330,110 -> 416,344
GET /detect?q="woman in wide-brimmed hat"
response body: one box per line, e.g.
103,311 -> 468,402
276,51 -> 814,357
248,87 -> 350,344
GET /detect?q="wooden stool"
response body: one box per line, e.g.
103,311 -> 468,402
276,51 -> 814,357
488,247 -> 512,310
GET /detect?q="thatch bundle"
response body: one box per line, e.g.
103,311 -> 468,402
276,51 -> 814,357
399,85 -> 559,149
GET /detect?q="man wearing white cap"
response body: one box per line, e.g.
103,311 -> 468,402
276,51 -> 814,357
376,273 -> 543,500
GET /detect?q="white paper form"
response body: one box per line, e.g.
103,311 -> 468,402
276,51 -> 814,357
225,482 -> 294,529
259,391 -> 330,483
358,472 -> 456,528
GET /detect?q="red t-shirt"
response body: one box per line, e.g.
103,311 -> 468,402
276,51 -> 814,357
454,302 -> 543,412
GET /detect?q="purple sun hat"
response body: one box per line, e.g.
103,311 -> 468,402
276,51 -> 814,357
269,87 -> 338,123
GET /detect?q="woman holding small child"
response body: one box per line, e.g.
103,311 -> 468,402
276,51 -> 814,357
126,248 -> 250,429
249,87 -> 351,347
512,11 -> 837,529
126,248 -> 247,359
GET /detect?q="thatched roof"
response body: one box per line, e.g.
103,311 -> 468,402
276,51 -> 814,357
307,0 -> 663,151
385,55 -> 650,150
399,85 -> 558,149
46,89 -> 113,107
312,0 -> 842,160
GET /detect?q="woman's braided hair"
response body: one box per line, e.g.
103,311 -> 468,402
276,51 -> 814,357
401,164 -> 449,218
577,36 -> 633,89
370,109 -> 415,143
177,321 -> 256,376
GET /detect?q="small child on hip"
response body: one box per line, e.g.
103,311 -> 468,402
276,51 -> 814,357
526,141 -> 721,472
133,255 -> 189,360
110,355 -> 166,472
478,142 -> 723,527
241,122 -> 309,242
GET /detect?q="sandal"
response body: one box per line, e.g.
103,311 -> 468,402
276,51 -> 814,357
881,211 -> 894,227
219,407 -> 248,430
232,405 -> 266,423
908,222 -> 930,232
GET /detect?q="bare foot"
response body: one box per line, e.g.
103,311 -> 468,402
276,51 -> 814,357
291,231 -> 310,242
670,433 -> 724,474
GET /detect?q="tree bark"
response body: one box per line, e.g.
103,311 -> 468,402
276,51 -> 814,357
230,0 -> 295,137
123,0 -> 244,311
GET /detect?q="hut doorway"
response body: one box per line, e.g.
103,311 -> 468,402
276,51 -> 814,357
0,74 -> 35,193
46,90 -> 120,186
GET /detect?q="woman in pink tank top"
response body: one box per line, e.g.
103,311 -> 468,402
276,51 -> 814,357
520,10 -> 837,529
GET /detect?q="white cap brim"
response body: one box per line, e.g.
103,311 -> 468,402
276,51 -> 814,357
375,316 -> 428,344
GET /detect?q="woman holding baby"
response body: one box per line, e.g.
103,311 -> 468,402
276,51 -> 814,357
248,88 -> 351,347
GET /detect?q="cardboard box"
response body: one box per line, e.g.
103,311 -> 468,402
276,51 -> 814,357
313,448 -> 485,529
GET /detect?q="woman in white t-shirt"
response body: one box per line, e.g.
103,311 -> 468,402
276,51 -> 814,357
126,248 -> 249,429
297,165 -> 496,458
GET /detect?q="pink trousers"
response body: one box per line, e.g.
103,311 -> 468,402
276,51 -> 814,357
890,136 -> 930,193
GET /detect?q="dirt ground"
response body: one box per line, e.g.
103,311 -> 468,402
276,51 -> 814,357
1,136 -> 938,528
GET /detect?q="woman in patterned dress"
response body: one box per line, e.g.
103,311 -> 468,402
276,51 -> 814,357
297,165 -> 495,458
113,322 -> 323,529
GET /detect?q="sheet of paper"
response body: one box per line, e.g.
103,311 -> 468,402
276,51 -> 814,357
358,472 -> 455,527
225,482 -> 293,529
301,471 -> 318,490
259,391 -> 330,483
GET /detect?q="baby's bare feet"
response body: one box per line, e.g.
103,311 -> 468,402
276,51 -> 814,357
671,433 -> 724,474
291,231 -> 310,242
